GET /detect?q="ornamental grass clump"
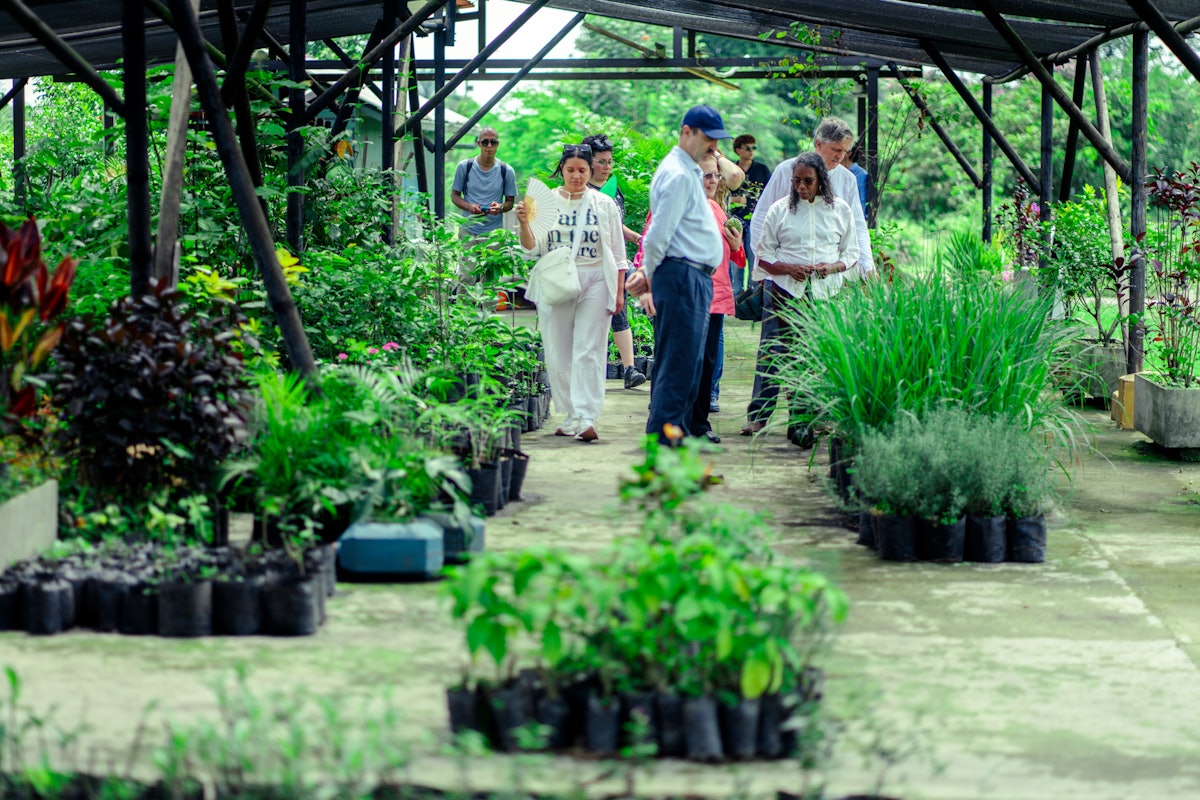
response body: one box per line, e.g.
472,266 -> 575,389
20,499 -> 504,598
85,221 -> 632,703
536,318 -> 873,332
771,267 -> 1080,451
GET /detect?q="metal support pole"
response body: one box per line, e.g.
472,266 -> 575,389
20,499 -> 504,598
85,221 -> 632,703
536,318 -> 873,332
397,0 -> 550,138
975,0 -> 1132,184
382,0 -> 397,244
982,82 -> 993,243
888,62 -> 980,189
408,37 -> 429,198
925,40 -> 1041,194
1040,84 -> 1053,221
13,81 -> 25,211
1129,31 -> 1149,375
216,0 -> 267,216
433,20 -> 447,219
286,0 -> 305,254
124,0 -> 152,296
304,0 -> 448,123
1059,56 -> 1088,202
865,65 -> 879,227
166,0 -> 317,379
1123,0 -> 1200,83
219,0 -> 273,107
447,13 -> 586,149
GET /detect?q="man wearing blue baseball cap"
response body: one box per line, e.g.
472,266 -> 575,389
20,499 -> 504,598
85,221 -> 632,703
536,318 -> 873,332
627,105 -> 737,443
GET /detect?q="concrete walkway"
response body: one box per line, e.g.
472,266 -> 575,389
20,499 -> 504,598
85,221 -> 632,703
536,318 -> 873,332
2,314 -> 1199,799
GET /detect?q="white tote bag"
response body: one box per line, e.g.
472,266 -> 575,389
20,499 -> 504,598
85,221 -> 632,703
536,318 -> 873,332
525,191 -> 590,307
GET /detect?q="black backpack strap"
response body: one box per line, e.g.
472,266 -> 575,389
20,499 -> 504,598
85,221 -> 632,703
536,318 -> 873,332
461,159 -> 472,197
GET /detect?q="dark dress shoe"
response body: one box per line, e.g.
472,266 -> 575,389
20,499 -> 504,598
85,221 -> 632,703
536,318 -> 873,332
704,430 -> 721,444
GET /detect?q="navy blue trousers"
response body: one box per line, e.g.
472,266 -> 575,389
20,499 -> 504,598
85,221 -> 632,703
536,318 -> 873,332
646,258 -> 713,442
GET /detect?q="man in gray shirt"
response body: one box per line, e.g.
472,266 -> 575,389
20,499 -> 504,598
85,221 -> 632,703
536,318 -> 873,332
627,105 -> 733,443
451,127 -> 516,237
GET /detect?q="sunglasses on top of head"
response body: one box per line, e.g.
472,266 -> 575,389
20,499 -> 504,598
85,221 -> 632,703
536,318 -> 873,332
562,144 -> 592,157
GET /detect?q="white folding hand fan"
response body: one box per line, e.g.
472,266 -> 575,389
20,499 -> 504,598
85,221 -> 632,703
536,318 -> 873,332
523,177 -> 563,244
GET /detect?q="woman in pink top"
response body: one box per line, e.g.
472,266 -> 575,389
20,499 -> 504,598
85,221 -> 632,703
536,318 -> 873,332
691,154 -> 742,443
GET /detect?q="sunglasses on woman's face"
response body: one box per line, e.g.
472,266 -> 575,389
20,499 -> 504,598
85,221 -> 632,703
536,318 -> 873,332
562,144 -> 592,157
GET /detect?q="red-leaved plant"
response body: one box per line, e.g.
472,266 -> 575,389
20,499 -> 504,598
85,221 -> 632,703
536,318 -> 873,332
0,219 -> 77,430
1145,164 -> 1200,387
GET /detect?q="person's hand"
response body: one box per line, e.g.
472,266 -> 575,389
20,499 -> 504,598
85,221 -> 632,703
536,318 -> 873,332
486,201 -> 503,216
515,201 -> 529,224
614,293 -> 625,316
722,226 -> 743,251
626,269 -> 648,296
639,293 -> 656,317
469,202 -> 484,215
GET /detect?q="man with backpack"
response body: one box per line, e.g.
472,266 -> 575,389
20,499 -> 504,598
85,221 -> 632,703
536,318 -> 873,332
451,127 -> 517,239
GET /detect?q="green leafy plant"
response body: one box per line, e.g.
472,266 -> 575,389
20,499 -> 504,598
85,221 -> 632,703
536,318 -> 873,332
1144,164 -> 1200,386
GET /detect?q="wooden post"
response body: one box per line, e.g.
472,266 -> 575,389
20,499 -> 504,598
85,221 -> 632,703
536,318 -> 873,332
12,80 -> 25,211
1128,31 -> 1149,375
1089,49 -> 1127,340
1059,56 -> 1088,203
865,65 -> 879,227
286,0 -> 305,254
154,0 -> 202,284
166,0 -> 317,379
124,0 -> 153,297
982,82 -> 993,243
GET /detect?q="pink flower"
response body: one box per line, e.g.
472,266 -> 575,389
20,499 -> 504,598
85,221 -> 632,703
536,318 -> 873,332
1000,270 -> 1014,282
337,352 -> 349,361
1030,202 -> 1040,215
367,347 -> 379,355
383,341 -> 400,352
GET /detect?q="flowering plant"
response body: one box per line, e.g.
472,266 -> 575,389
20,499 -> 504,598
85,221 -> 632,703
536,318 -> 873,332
334,339 -> 403,367
1145,165 -> 1200,387
994,180 -> 1043,272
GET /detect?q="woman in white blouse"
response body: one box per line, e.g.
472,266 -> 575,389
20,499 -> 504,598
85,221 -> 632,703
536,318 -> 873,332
741,151 -> 858,443
516,144 -> 628,442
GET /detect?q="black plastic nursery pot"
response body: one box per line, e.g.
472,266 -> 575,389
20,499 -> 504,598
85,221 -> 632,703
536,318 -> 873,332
682,696 -> 724,762
466,462 -> 500,517
585,692 -> 620,755
917,516 -> 966,563
619,691 -> 658,749
654,691 -> 685,757
857,511 -> 875,548
1007,514 -> 1048,562
262,575 -> 318,636
509,452 -> 530,501
446,687 -> 479,735
119,581 -> 158,636
157,580 -> 213,638
965,515 -> 1007,563
498,457 -> 512,510
486,683 -> 529,752
26,579 -> 72,635
535,694 -> 571,750
873,514 -> 917,561
719,697 -> 761,760
606,362 -> 622,380
212,576 -> 262,635
0,582 -> 18,630
757,692 -> 786,758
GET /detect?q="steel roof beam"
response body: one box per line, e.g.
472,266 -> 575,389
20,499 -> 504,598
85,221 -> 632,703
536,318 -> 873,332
1,0 -> 126,114
888,62 -> 981,189
1124,0 -> 1200,83
975,0 -> 1132,184
924,39 -> 1040,193
395,0 -> 549,139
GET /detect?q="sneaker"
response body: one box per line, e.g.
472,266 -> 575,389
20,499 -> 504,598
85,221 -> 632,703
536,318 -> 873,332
624,367 -> 647,389
740,420 -> 766,436
575,424 -> 599,442
709,399 -> 720,413
555,418 -> 580,437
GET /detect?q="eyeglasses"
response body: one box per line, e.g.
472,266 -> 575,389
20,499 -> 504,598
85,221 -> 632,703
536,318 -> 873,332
702,172 -> 720,180
593,158 -> 614,167
562,144 -> 592,157
478,138 -> 499,147
792,176 -> 817,186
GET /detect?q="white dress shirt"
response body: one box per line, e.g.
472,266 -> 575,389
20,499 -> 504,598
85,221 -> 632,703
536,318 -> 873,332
755,194 -> 859,302
750,159 -> 874,279
640,146 -> 724,281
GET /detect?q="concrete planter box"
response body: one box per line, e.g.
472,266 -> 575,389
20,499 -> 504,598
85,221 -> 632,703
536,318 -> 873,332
1133,373 -> 1200,449
0,480 -> 58,567
1076,341 -> 1125,401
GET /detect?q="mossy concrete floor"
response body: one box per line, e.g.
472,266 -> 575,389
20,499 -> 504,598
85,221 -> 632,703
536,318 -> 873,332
3,313 -> 1200,799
